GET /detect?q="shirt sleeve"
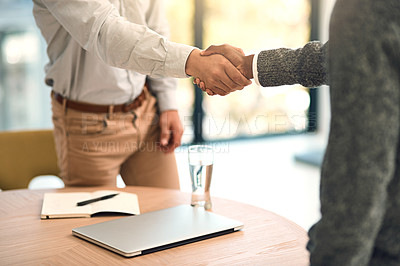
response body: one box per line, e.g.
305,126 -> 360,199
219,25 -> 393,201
256,41 -> 329,87
144,0 -> 179,111
147,78 -> 178,112
252,52 -> 261,86
39,0 -> 195,79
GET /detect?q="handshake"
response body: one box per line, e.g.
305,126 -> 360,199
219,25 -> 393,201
185,44 -> 255,96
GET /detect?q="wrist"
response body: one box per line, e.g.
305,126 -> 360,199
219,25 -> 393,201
185,49 -> 202,76
243,54 -> 254,79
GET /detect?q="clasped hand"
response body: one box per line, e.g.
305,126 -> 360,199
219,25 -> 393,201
185,44 -> 254,96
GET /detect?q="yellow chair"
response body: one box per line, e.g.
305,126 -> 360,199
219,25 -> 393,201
0,129 -> 60,190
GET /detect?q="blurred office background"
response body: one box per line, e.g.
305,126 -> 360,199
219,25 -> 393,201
0,0 -> 335,230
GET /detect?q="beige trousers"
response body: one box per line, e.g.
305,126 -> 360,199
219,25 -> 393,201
51,90 -> 180,189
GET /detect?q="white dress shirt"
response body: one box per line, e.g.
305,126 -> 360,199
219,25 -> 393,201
252,52 -> 261,87
32,0 -> 194,111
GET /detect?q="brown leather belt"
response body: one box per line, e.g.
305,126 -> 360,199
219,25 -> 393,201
52,86 -> 147,113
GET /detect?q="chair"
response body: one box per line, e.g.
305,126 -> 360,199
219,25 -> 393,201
0,129 -> 60,190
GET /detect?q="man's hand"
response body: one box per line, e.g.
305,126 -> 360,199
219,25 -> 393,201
185,49 -> 251,96
201,44 -> 254,80
159,110 -> 183,153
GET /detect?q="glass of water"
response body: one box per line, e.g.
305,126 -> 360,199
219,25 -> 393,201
188,145 -> 214,210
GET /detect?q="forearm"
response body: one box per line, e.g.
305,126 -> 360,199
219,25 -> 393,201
256,41 -> 328,87
98,14 -> 194,78
144,3 -> 179,113
40,0 -> 194,79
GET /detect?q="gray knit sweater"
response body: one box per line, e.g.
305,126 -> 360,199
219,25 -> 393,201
257,0 -> 400,265
257,41 -> 328,88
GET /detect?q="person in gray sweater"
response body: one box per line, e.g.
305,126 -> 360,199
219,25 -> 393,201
200,0 -> 400,265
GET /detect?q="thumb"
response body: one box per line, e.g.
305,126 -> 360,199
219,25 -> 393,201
200,45 -> 221,56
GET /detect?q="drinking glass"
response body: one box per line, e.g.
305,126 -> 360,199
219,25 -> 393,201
188,145 -> 214,209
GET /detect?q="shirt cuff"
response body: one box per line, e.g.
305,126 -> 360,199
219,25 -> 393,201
153,90 -> 178,112
164,42 -> 196,79
253,52 -> 261,86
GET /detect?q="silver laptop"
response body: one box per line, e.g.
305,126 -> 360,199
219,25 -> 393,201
72,204 -> 244,257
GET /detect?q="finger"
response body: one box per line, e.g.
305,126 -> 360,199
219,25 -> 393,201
224,64 -> 252,88
199,76 -> 228,95
205,72 -> 236,95
193,77 -> 200,85
201,45 -> 245,64
205,89 -> 215,96
200,45 -> 219,56
163,127 -> 183,153
171,129 -> 182,150
198,81 -> 215,96
160,136 -> 174,153
160,130 -> 171,148
159,120 -> 170,148
196,82 -> 206,92
199,81 -> 205,91
211,67 -> 245,93
201,44 -> 229,57
215,44 -> 244,55
210,84 -> 229,96
203,82 -> 228,96
217,78 -> 236,95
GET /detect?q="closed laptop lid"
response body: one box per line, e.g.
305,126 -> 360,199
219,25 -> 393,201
72,204 -> 244,257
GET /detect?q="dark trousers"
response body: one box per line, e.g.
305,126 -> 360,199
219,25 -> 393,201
307,0 -> 400,265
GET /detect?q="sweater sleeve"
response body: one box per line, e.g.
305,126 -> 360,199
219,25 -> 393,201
257,41 -> 328,87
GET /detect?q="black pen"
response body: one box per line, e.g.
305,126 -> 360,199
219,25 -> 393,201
76,193 -> 119,206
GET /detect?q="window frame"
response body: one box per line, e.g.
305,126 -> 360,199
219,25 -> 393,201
190,0 -> 320,144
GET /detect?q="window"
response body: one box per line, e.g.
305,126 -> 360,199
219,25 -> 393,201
0,0 -> 315,141
166,0 -> 313,143
0,0 -> 51,131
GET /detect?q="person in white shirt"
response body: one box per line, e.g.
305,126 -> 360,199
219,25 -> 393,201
32,0 -> 250,188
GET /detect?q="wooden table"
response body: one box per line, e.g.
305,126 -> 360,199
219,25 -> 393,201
0,186 -> 309,265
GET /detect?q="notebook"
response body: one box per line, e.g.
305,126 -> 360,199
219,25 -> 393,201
41,190 -> 140,219
72,204 -> 244,257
